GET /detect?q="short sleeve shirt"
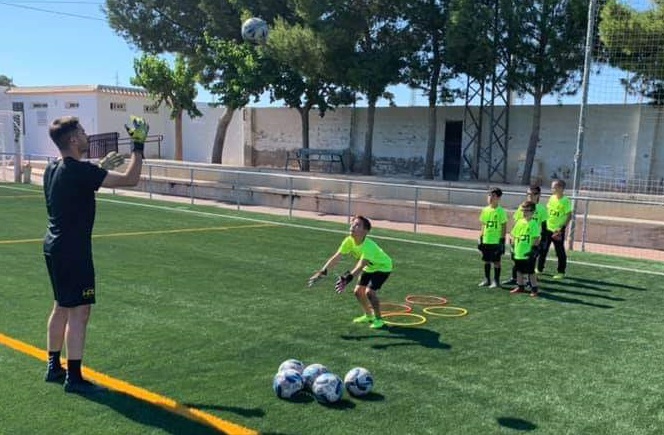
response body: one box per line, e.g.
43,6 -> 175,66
43,157 -> 107,255
513,203 -> 548,228
479,206 -> 508,244
338,236 -> 393,273
511,219 -> 542,260
546,196 -> 572,231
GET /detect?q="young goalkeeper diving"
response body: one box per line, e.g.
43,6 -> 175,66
308,215 -> 393,329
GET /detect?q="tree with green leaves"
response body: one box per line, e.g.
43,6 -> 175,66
105,0 -> 292,164
266,15 -> 355,171
404,0 -> 457,180
131,54 -> 202,160
322,0 -> 411,175
0,75 -> 13,87
509,0 -> 589,185
600,0 -> 664,104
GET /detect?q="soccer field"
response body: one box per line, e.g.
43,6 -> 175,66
0,183 -> 663,435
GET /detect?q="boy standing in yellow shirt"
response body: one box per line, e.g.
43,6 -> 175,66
509,201 -> 542,297
478,188 -> 508,288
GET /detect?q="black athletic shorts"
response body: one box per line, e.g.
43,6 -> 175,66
44,253 -> 96,307
480,244 -> 503,262
514,258 -> 536,275
358,271 -> 391,291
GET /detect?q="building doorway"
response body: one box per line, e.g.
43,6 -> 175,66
443,121 -> 463,181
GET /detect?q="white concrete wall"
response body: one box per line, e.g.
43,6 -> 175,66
0,87 -> 9,111
181,104 -> 243,164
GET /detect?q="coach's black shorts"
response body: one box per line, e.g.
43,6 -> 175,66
480,244 -> 503,262
358,271 -> 391,291
44,253 -> 96,307
514,258 -> 536,275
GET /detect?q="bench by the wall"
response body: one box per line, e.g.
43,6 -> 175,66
285,148 -> 345,173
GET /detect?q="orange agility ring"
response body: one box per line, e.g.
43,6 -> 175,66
380,302 -> 413,314
405,295 -> 448,306
382,312 -> 427,327
422,306 -> 468,318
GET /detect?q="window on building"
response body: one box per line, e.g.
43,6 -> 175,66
65,102 -> 79,109
110,102 -> 126,111
143,104 -> 159,114
12,102 -> 25,134
32,102 -> 48,109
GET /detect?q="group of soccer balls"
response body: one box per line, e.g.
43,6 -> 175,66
273,359 -> 374,404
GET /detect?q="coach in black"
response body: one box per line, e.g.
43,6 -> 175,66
43,115 -> 147,394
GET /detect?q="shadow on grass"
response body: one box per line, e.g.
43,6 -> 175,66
82,390 -> 226,434
538,278 -> 612,293
543,285 -> 626,302
340,326 -> 451,350
563,276 -> 646,291
497,416 -> 537,431
537,291 -> 614,308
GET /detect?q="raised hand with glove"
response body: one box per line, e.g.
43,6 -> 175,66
125,115 -> 149,157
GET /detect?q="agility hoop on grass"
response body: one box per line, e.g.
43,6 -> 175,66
382,312 -> 427,326
405,295 -> 448,305
380,302 -> 413,314
422,306 -> 468,317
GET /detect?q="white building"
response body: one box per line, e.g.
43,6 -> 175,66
6,84 -> 664,186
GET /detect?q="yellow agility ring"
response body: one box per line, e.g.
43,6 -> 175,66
382,312 -> 427,327
422,306 -> 468,317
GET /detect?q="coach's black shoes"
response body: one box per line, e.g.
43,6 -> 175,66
64,379 -> 106,394
44,367 -> 66,383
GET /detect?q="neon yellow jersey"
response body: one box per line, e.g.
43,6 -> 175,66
338,236 -> 393,273
479,206 -> 508,244
546,195 -> 572,231
511,219 -> 541,260
513,203 -> 548,227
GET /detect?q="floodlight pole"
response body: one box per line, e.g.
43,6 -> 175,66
569,0 -> 598,252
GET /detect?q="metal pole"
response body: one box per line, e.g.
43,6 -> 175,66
190,168 -> 195,205
568,0 -> 598,251
148,165 -> 153,199
288,176 -> 294,219
414,187 -> 419,233
347,182 -> 352,224
236,172 -> 241,211
581,199 -> 589,252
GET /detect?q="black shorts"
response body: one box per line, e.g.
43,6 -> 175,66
45,253 -> 96,307
358,271 -> 391,291
514,258 -> 536,275
480,244 -> 503,262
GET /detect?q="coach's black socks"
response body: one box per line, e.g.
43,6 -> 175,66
494,267 -> 501,283
484,263 -> 491,281
67,359 -> 83,383
47,351 -> 62,371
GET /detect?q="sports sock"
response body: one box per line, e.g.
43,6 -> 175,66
494,267 -> 501,283
47,351 -> 62,371
67,359 -> 83,383
484,263 -> 491,280
512,266 -> 517,280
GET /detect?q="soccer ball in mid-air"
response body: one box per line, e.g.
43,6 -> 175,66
343,367 -> 374,397
301,363 -> 329,390
241,17 -> 269,44
278,358 -> 304,374
272,369 -> 304,399
311,373 -> 344,404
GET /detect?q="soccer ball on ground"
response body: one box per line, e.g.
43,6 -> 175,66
272,369 -> 304,399
344,367 -> 374,397
311,372 -> 344,404
278,359 -> 304,374
241,17 -> 269,44
301,363 -> 329,390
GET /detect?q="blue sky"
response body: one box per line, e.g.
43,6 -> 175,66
0,0 -> 646,108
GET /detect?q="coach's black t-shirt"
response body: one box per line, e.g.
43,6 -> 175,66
43,157 -> 107,255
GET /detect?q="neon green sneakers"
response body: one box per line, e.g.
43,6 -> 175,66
353,314 -> 375,324
370,318 -> 385,329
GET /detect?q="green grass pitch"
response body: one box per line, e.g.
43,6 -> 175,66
0,183 -> 663,435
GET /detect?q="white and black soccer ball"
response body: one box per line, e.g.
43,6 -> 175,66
278,359 -> 304,374
301,363 -> 328,390
241,17 -> 269,44
272,368 -> 304,399
312,372 -> 343,404
343,367 -> 374,397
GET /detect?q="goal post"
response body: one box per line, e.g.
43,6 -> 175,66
0,110 -> 24,183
